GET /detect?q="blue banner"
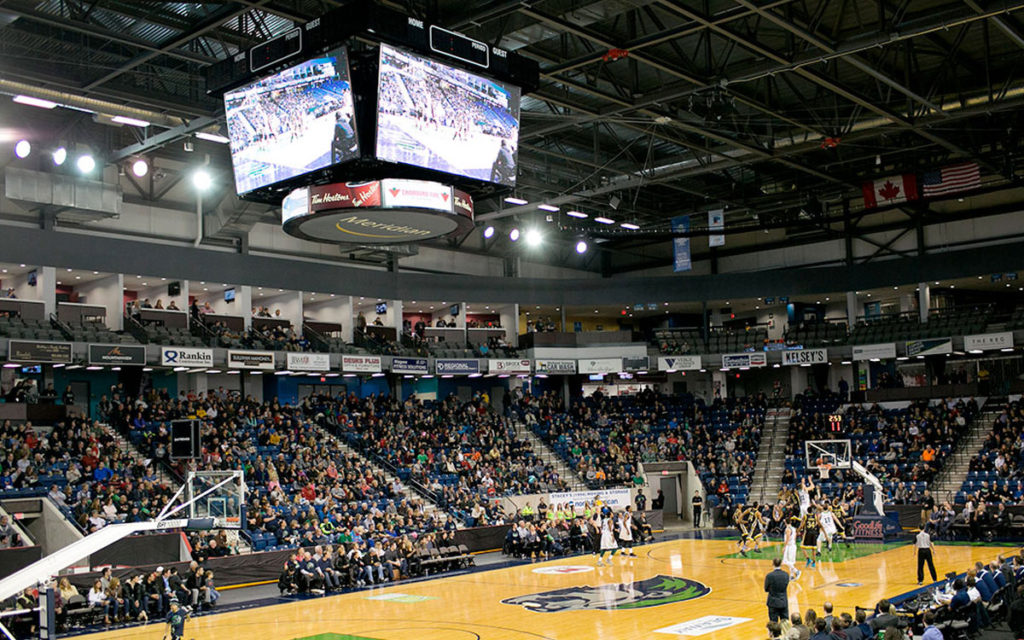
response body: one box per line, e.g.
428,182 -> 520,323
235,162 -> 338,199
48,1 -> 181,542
391,357 -> 428,374
435,359 -> 480,375
672,215 -> 691,272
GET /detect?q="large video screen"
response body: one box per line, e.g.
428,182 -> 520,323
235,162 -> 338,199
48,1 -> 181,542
376,44 -> 521,187
225,47 -> 359,195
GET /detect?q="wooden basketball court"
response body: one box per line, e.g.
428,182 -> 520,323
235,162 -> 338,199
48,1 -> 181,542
77,537 -> 1008,640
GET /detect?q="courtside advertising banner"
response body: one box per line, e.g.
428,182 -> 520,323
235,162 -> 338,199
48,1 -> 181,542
905,338 -> 953,357
722,352 -> 767,368
227,350 -> 275,370
435,359 -> 480,375
657,355 -> 702,371
548,488 -> 632,509
852,343 -> 897,360
535,359 -> 576,375
342,355 -> 382,373
161,347 -> 213,367
781,348 -> 828,366
577,358 -> 622,374
391,357 -> 429,374
964,331 -> 1014,352
489,359 -> 531,374
287,352 -> 330,372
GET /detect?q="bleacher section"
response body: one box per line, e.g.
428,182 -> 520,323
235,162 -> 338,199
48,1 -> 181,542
0,315 -> 63,341
654,328 -> 768,355
962,399 -> 1024,504
64,319 -> 137,344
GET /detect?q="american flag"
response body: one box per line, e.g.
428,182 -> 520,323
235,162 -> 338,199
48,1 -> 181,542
921,162 -> 981,197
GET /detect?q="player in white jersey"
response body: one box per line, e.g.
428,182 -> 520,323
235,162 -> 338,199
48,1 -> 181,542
798,477 -> 812,517
617,511 -> 637,557
782,516 -> 802,579
596,515 -> 619,566
817,507 -> 839,552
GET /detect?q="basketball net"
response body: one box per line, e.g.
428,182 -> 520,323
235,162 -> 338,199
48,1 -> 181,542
818,464 -> 832,480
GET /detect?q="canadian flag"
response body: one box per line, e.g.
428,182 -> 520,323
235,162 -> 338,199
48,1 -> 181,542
862,174 -> 918,209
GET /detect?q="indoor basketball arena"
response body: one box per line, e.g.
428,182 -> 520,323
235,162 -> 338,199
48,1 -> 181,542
2,2 -> 1024,640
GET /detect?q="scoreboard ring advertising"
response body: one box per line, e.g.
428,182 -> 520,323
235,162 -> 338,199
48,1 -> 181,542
282,179 -> 474,244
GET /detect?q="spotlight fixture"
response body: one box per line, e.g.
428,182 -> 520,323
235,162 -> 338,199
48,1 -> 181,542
14,140 -> 30,159
76,154 -> 96,174
52,147 -> 67,166
525,228 -> 542,247
483,226 -> 495,239
131,158 -> 149,177
575,239 -> 588,254
509,228 -> 520,242
192,168 -> 212,190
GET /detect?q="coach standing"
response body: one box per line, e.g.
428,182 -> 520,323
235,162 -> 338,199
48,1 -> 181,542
916,525 -> 938,585
764,557 -> 790,623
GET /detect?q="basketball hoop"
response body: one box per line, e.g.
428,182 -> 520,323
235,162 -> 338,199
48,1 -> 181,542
818,464 -> 833,480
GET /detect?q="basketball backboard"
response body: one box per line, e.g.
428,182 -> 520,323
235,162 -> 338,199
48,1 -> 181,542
187,470 -> 245,529
804,439 -> 852,472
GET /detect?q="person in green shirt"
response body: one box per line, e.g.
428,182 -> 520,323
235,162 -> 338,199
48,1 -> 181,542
520,503 -> 535,521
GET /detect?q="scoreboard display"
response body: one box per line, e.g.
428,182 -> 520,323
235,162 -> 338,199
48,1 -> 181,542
828,414 -> 843,432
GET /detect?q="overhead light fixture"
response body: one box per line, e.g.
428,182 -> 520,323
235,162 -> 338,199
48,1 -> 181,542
594,217 -> 615,225
192,169 -> 212,190
483,226 -> 495,239
14,140 -> 30,159
620,222 -> 640,230
76,154 -> 96,174
131,158 -> 149,177
111,115 -> 150,127
575,240 -> 588,254
504,196 -> 528,205
52,147 -> 67,166
13,95 -> 57,109
537,203 -> 559,212
525,228 -> 542,247
566,210 -> 588,219
195,131 -> 230,144
509,228 -> 520,242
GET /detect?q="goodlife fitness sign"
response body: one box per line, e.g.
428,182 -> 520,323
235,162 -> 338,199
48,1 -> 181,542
781,348 -> 828,366
161,347 -> 213,367
342,355 -> 382,373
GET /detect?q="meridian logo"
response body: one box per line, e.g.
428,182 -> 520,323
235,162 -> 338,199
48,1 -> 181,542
502,574 -> 711,612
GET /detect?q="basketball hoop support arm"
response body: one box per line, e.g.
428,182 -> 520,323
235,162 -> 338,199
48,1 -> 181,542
851,460 -> 885,517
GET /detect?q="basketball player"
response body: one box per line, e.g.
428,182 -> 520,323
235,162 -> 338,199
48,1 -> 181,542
771,500 -> 786,535
163,598 -> 188,640
596,513 -> 620,566
751,503 -> 769,548
818,504 -> 839,553
800,509 -> 820,568
617,509 -> 637,557
798,477 -> 813,518
735,504 -> 753,556
782,516 -> 802,579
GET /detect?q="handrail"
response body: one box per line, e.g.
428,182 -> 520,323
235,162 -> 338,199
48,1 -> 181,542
122,313 -> 151,344
48,313 -> 74,340
300,322 -> 331,352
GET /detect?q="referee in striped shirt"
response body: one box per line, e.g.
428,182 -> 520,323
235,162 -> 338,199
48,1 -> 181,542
916,525 -> 938,585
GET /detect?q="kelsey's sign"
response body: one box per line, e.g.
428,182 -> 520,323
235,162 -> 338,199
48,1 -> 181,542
342,355 -> 382,373
160,347 -> 213,367
391,357 -> 428,374
88,344 -> 145,366
435,359 -> 479,375
287,352 -> 330,372
227,350 -> 275,370
490,359 -> 531,374
964,331 -> 1014,352
722,352 -> 767,368
852,343 -> 896,360
906,338 -> 953,357
657,356 -> 702,371
535,359 -> 577,375
9,340 -> 72,364
577,358 -> 621,374
781,348 -> 828,366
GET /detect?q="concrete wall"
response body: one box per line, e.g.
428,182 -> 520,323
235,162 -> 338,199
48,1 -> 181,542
74,274 -> 124,330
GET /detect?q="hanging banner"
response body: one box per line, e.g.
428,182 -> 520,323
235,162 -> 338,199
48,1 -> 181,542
535,359 -> 577,375
287,352 -> 330,372
342,355 -> 382,373
160,347 -> 213,368
852,343 -> 896,361
88,344 -> 146,366
722,352 -> 767,368
905,338 -> 953,357
657,356 -> 702,371
577,358 -> 622,374
435,359 -> 479,375
489,359 -> 531,374
391,357 -> 429,374
708,209 -> 725,247
9,340 -> 73,364
781,348 -> 828,366
227,350 -> 275,370
964,332 -> 1014,352
672,215 -> 691,272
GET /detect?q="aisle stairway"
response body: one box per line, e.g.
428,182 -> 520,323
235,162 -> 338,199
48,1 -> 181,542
515,422 -> 589,491
747,408 -> 791,505
103,424 -> 174,486
930,398 -> 1006,502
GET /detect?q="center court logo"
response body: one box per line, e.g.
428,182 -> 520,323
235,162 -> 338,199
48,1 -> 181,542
501,574 -> 710,613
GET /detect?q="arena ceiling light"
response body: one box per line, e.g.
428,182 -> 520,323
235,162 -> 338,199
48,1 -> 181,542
195,132 -> 230,144
566,210 -> 588,219
594,216 -> 615,224
13,140 -> 30,159
537,203 -> 559,212
51,146 -> 67,166
503,196 -> 528,205
575,239 -> 588,254
509,228 -> 520,242
192,168 -> 212,191
13,95 -> 57,109
76,153 -> 96,174
131,158 -> 149,177
111,115 -> 150,127
620,222 -> 640,230
525,228 -> 543,247
482,226 -> 495,239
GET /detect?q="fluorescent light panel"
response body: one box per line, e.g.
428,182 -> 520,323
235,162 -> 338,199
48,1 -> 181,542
503,196 -> 528,205
111,115 -> 150,127
566,211 -> 588,219
537,203 -> 559,212
195,132 -> 230,144
620,222 -> 640,230
594,217 -> 615,225
13,95 -> 57,109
